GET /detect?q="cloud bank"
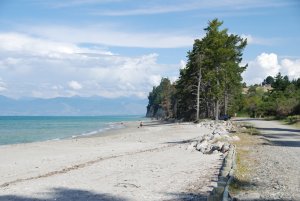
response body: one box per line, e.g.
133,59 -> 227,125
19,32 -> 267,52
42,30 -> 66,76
243,52 -> 300,84
0,32 -> 180,99
0,32 -> 299,99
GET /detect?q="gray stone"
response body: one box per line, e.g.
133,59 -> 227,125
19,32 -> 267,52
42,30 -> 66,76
213,133 -> 221,141
196,140 -> 208,151
213,150 -> 219,154
222,143 -> 230,153
190,141 -> 197,147
211,143 -> 221,152
205,134 -> 213,141
187,144 -> 195,150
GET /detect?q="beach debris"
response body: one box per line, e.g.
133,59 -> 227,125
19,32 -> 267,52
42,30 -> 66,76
115,182 -> 140,188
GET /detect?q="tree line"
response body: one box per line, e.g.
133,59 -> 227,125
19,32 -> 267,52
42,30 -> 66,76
146,19 -> 247,121
241,73 -> 300,118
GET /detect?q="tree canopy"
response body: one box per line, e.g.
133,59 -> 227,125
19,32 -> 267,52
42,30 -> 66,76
241,74 -> 300,118
146,19 -> 247,121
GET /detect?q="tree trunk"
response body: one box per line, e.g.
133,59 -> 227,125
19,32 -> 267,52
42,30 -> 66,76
215,100 -> 219,121
224,88 -> 228,115
206,99 -> 209,118
196,69 -> 202,121
215,66 -> 220,121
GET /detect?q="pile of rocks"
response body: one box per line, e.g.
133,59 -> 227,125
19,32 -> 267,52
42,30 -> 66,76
188,120 -> 239,154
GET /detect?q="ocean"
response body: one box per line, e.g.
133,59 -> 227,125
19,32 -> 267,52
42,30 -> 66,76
0,115 -> 145,146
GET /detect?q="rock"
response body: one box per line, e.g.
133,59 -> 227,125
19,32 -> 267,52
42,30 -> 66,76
213,127 -> 229,135
196,140 -> 213,154
221,142 -> 230,153
190,141 -> 197,147
187,144 -> 195,150
213,134 -> 221,141
202,146 -> 213,154
204,135 -> 211,141
196,140 -> 208,151
187,142 -> 198,150
198,136 -> 204,143
230,136 -> 240,141
215,141 -> 224,150
196,123 -> 203,128
210,141 -> 224,152
213,150 -> 219,154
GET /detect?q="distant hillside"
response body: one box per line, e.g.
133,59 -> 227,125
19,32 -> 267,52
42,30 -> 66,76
0,95 -> 147,116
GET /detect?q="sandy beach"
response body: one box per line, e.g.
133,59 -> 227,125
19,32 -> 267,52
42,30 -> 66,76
0,121 -> 222,201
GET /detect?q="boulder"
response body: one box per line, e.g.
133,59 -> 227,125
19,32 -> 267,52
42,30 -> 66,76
202,145 -> 213,154
213,134 -> 221,141
198,136 -> 204,143
196,140 -> 213,154
204,135 -> 211,141
196,140 -> 208,151
213,150 -> 219,154
215,141 -> 224,150
190,141 -> 198,147
221,142 -> 230,153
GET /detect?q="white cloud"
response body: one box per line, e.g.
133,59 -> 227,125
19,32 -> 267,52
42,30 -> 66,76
83,0 -> 294,16
0,32 -> 113,56
0,32 -> 182,99
18,25 -> 196,48
0,79 -> 7,92
68,81 -> 83,90
243,52 -> 300,84
256,53 -> 281,75
281,58 -> 300,79
241,34 -> 280,46
180,60 -> 186,69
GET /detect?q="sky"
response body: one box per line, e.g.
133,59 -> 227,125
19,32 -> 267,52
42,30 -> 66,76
0,0 -> 299,99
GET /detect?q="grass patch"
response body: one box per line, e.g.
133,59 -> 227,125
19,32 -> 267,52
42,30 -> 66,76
281,115 -> 300,128
229,124 -> 262,195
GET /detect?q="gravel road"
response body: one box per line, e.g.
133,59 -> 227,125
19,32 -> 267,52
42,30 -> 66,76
234,118 -> 300,201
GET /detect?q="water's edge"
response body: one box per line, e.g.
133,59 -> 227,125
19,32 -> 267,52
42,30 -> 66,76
0,116 -> 147,146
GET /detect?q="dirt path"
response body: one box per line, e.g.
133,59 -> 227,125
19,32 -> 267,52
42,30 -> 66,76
234,118 -> 300,201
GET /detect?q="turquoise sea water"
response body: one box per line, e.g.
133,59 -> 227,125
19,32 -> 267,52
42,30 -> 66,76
0,116 -> 145,146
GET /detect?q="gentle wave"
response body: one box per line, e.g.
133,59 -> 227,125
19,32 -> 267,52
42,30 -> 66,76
76,122 -> 126,138
0,116 -> 145,145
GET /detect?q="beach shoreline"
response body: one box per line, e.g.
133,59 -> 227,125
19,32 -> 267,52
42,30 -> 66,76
0,120 -> 222,201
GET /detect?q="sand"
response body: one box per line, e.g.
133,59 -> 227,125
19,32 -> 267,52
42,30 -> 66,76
0,121 -> 222,201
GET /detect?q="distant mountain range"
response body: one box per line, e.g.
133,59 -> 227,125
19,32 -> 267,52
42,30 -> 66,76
0,95 -> 147,116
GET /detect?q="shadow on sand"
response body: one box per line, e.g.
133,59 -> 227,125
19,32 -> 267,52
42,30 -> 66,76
141,120 -> 176,127
234,118 -> 300,148
0,187 -> 128,201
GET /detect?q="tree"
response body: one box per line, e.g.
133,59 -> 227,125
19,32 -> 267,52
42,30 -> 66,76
175,19 -> 247,121
198,19 -> 247,120
263,76 -> 274,85
146,78 -> 176,119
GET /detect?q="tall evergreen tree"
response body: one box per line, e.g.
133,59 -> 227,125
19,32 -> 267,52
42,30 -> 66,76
175,19 -> 247,121
146,19 -> 247,121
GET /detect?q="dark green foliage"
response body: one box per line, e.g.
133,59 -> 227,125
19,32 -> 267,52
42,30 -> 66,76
262,76 -> 274,85
146,19 -> 247,121
175,19 -> 247,120
146,78 -> 176,119
241,74 -> 300,118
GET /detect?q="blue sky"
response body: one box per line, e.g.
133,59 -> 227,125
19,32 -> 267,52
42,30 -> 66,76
0,0 -> 299,99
